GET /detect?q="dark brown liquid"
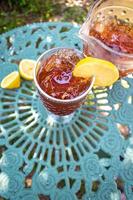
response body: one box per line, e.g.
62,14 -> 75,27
37,49 -> 90,100
37,49 -> 91,116
90,19 -> 133,54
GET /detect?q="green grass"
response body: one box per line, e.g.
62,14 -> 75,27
0,0 -> 93,34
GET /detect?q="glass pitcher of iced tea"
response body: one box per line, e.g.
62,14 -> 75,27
79,0 -> 133,77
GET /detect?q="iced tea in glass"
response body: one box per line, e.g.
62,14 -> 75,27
34,48 -> 94,123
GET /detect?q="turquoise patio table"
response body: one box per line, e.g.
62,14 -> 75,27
0,22 -> 133,200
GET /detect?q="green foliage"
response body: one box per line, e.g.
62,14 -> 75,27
63,6 -> 87,23
0,0 -> 90,34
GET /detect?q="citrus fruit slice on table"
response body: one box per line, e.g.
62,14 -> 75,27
19,59 -> 36,80
1,71 -> 20,89
73,57 -> 119,87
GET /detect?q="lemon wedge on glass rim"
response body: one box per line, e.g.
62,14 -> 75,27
19,59 -> 36,80
1,71 -> 20,89
73,57 -> 119,87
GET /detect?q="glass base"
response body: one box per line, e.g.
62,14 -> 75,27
47,112 -> 75,124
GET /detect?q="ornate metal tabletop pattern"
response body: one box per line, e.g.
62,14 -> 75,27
0,22 -> 133,200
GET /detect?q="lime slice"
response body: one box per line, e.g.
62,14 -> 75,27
1,71 -> 20,89
73,57 -> 119,87
19,59 -> 36,80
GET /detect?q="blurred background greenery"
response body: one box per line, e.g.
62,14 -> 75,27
0,0 -> 94,34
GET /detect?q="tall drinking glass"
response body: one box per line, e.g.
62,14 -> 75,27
34,47 -> 95,124
79,0 -> 133,77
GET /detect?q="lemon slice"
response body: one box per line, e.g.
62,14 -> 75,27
1,71 -> 20,89
19,59 -> 36,80
73,57 -> 119,87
